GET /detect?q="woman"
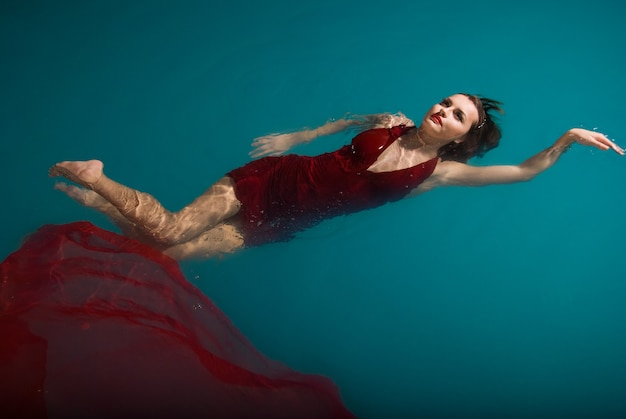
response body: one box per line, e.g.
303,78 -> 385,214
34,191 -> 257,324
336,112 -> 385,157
49,93 -> 623,260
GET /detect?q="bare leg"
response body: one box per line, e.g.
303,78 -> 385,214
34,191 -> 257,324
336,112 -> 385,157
49,160 -> 241,247
163,222 -> 244,260
54,182 -> 244,260
54,182 -> 146,239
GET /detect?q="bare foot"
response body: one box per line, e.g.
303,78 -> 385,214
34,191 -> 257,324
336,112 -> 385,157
54,182 -> 108,208
49,160 -> 104,188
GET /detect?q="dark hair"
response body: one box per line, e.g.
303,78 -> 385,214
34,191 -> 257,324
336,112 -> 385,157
437,94 -> 504,163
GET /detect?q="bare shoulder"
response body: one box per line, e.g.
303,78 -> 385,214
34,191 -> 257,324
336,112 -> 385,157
429,160 -> 469,186
407,159 -> 461,195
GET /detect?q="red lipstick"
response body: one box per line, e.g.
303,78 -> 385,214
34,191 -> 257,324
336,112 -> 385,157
431,114 -> 442,126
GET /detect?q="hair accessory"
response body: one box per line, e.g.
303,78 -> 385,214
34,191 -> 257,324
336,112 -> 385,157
476,119 -> 487,129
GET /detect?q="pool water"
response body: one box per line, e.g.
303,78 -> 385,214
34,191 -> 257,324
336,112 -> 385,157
2,1 -> 626,417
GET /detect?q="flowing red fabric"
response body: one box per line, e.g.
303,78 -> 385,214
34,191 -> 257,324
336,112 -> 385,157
0,222 -> 354,418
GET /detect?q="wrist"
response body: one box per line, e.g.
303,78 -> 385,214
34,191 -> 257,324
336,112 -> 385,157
303,129 -> 317,143
552,134 -> 574,154
551,143 -> 571,154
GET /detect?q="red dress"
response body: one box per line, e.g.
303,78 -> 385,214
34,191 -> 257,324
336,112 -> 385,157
228,125 -> 438,246
0,222 -> 355,418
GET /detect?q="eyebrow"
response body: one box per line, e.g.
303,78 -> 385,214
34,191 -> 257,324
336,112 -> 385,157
449,97 -> 467,121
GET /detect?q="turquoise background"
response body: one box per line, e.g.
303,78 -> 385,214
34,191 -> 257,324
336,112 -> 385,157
2,1 -> 626,417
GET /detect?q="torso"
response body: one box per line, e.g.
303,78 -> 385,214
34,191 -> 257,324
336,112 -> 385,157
366,132 -> 442,196
367,139 -> 437,173
227,125 -> 440,245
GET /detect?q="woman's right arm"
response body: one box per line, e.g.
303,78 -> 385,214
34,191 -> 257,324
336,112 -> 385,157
433,128 -> 623,187
249,112 -> 414,157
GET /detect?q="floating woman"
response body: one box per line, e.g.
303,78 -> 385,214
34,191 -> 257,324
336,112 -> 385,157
49,93 -> 623,260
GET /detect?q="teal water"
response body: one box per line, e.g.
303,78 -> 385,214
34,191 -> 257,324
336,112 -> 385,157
2,1 -> 626,417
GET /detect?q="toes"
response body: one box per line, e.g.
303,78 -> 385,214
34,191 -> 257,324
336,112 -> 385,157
54,182 -> 88,203
48,165 -> 62,177
54,182 -> 82,194
53,181 -> 69,191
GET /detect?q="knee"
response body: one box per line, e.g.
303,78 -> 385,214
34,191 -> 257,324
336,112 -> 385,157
149,229 -> 189,247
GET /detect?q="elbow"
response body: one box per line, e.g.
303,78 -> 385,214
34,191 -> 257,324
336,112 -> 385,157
518,168 -> 538,183
519,172 -> 535,183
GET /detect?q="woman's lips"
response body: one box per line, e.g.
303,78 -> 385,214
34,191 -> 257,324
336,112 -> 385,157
431,114 -> 442,126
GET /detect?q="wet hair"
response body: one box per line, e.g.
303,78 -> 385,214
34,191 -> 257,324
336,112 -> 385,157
437,94 -> 504,163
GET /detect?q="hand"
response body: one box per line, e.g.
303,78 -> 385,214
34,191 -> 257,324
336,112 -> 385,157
249,131 -> 313,158
565,128 -> 624,155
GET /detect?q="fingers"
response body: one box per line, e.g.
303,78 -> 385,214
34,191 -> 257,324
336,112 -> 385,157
573,129 -> 624,156
249,145 -> 279,158
249,134 -> 288,158
592,132 -> 624,155
249,142 -> 280,158
604,140 -> 625,155
249,137 -> 272,158
249,148 -> 267,158
606,140 -> 625,155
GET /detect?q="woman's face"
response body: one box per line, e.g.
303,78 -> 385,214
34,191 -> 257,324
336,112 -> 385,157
420,94 -> 479,143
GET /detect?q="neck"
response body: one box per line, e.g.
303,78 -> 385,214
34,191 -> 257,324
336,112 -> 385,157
409,126 -> 449,155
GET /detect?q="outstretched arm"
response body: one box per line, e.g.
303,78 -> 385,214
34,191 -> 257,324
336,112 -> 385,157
434,128 -> 624,187
249,112 -> 414,158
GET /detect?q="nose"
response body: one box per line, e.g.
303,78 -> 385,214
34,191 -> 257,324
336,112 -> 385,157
437,108 -> 446,118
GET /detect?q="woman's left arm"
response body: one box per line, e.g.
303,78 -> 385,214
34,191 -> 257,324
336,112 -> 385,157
249,112 -> 414,158
435,128 -> 624,187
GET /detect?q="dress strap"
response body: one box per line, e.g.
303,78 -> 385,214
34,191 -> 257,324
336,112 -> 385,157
348,124 -> 416,170
385,125 -> 414,150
